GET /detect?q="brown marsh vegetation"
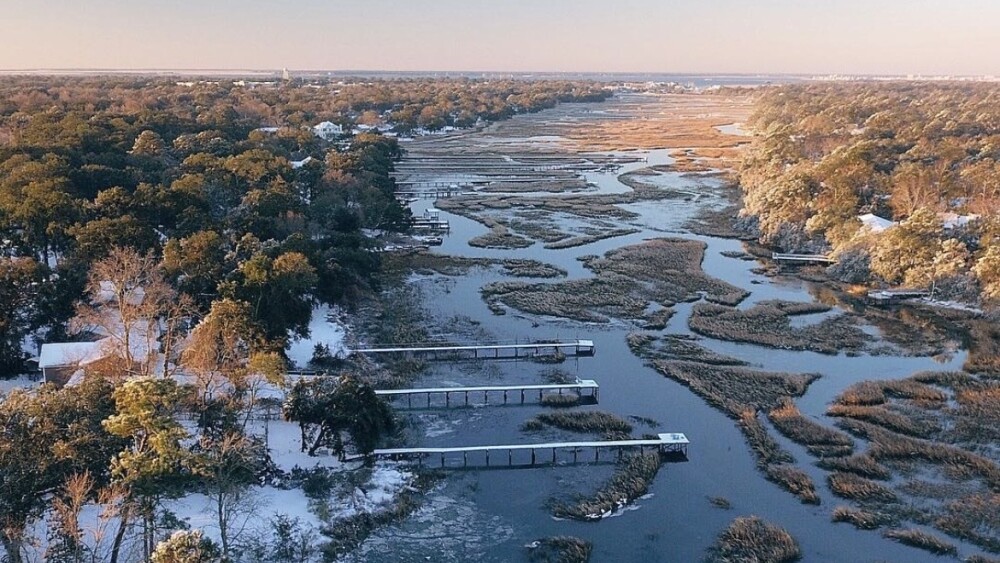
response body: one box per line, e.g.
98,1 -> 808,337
688,300 -> 870,355
767,399 -> 854,457
526,536 -> 593,563
384,251 -> 566,279
522,411 -> 633,436
707,516 -> 801,563
550,452 -> 662,521
831,506 -> 896,530
482,238 -> 747,323
882,528 -> 958,556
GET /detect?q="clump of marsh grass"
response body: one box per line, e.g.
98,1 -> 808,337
765,464 -> 820,505
882,528 -> 958,556
826,404 -> 936,437
768,399 -> 853,456
831,506 -> 896,530
816,454 -> 891,480
540,393 -> 583,408
689,300 -> 870,355
523,411 -> 633,435
551,452 -> 661,521
706,516 -> 801,563
708,496 -> 732,509
827,472 -> 898,503
654,361 -> 818,417
934,493 -> 1000,553
526,536 -> 593,563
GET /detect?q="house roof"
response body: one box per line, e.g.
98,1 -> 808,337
39,341 -> 107,369
858,213 -> 896,233
39,322 -> 159,369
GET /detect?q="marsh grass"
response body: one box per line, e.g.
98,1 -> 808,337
523,411 -> 634,435
482,238 -> 748,323
826,404 -> 935,437
468,225 -> 533,249
766,464 -> 820,505
935,493 -> 1000,553
586,238 -> 749,306
707,516 -> 801,563
384,252 -> 565,279
628,333 -> 746,366
543,228 -> 640,250
768,399 -> 853,454
642,309 -> 675,330
828,472 -> 898,503
817,454 -> 891,480
835,379 -> 949,406
551,452 -> 661,521
831,506 -> 896,530
689,300 -> 869,355
708,496 -> 733,509
540,393 -> 583,408
526,536 -> 593,563
882,528 -> 958,556
654,361 -> 818,417
482,276 -> 647,323
740,410 -> 794,467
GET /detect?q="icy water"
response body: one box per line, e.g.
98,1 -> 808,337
347,107 -> 975,562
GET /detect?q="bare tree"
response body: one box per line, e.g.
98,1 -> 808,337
75,247 -> 191,379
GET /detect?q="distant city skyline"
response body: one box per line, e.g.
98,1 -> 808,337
4,0 -> 1000,75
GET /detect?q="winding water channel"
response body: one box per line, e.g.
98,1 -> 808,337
346,102 -> 972,562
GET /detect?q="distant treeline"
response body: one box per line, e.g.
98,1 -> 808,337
739,82 -> 1000,303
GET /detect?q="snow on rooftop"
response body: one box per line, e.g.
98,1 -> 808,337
38,341 -> 107,368
858,213 -> 896,233
290,156 -> 314,169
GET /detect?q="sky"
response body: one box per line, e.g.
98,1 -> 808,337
3,0 -> 1000,75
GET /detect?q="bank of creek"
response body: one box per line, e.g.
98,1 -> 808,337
343,94 -> 994,562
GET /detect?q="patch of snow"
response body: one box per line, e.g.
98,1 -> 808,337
286,304 -> 347,368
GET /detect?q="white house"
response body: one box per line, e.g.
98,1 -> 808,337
312,121 -> 344,141
290,156 -> 314,169
858,213 -> 896,233
38,341 -> 108,385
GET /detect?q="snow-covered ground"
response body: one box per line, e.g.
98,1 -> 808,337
286,304 -> 348,369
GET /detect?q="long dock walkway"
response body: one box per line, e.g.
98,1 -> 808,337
348,339 -> 595,360
376,380 -> 599,408
771,252 -> 835,264
361,433 -> 689,467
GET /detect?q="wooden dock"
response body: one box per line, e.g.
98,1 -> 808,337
396,189 -> 462,199
376,380 -> 599,408
411,218 -> 451,232
362,433 -> 689,467
348,339 -> 596,360
771,252 -> 835,264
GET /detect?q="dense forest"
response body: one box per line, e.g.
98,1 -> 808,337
0,76 -> 611,373
0,76 -> 612,563
738,82 -> 1000,304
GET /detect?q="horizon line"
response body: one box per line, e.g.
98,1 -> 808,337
2,68 -> 995,78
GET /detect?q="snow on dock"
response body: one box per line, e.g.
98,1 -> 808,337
376,380 -> 599,407
357,433 -> 689,467
348,339 -> 596,360
771,252 -> 835,264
